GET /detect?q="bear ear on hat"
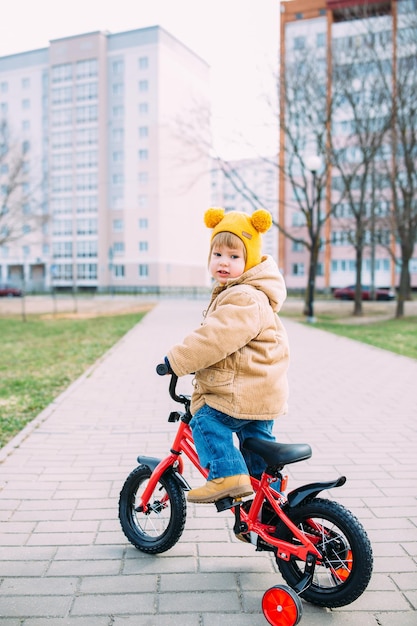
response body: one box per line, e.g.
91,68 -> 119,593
251,209 -> 272,234
204,207 -> 225,229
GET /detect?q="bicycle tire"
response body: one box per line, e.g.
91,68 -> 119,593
119,464 -> 187,554
274,498 -> 373,607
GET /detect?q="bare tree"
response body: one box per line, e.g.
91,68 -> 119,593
383,6 -> 417,317
329,27 -> 392,316
0,120 -> 47,248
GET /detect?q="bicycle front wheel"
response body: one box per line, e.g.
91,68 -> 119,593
275,498 -> 373,608
119,464 -> 187,554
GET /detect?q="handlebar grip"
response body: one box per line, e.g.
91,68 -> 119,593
156,363 -> 169,376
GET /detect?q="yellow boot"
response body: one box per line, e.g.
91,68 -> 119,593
187,474 -> 253,503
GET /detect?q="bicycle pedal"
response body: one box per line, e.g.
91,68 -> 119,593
215,497 -> 235,512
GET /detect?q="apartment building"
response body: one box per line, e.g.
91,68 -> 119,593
279,0 -> 417,292
0,27 -> 212,292
211,157 -> 278,263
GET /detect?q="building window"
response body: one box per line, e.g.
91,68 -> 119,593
51,153 -> 72,170
77,240 -> 97,257
138,172 -> 148,184
138,149 -> 148,160
292,263 -> 304,276
139,264 -> 149,277
112,60 -> 124,74
76,173 -> 97,190
51,198 -> 72,214
77,127 -> 98,145
76,82 -> 98,101
76,59 -> 98,79
76,105 -> 98,123
317,32 -> 326,47
138,126 -> 148,138
112,82 -> 124,96
293,36 -> 305,50
139,218 -> 148,229
138,56 -> 149,70
76,150 -> 98,168
139,241 -> 148,252
113,219 -> 124,232
22,99 -> 30,110
112,105 -> 124,118
113,242 -> 125,255
77,196 -> 98,213
22,77 -> 30,89
112,173 -> 124,185
77,218 -> 97,235
77,263 -> 97,279
138,195 -> 147,208
111,195 -> 124,210
53,219 -> 72,236
114,264 -> 125,278
54,264 -> 73,279
292,241 -> 304,252
139,80 -> 149,92
112,128 -> 124,142
51,63 -> 72,83
52,109 -> 72,126
51,86 -> 72,104
0,82 -> 7,93
112,150 -> 124,163
53,241 -> 73,258
138,102 -> 148,115
51,175 -> 72,193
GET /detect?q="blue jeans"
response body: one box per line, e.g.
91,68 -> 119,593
190,404 -> 276,481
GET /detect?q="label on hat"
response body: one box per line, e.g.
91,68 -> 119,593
241,231 -> 252,240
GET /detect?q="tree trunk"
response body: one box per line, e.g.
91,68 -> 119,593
395,252 -> 411,319
354,247 -> 363,317
303,239 -> 319,320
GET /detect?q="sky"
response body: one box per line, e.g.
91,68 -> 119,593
0,0 -> 280,159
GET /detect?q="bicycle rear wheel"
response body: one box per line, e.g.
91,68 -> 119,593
119,464 -> 187,554
274,498 -> 373,607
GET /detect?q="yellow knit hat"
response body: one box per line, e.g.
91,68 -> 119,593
204,207 -> 273,272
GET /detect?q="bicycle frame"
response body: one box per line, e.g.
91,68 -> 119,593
136,415 -> 323,566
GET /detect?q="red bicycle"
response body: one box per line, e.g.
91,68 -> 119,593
119,366 -> 373,625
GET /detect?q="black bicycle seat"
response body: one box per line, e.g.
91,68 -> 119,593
242,438 -> 312,467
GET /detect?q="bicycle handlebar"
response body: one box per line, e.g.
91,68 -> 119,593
156,363 -> 187,406
156,362 -> 170,376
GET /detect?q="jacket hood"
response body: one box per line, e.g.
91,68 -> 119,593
214,255 -> 287,313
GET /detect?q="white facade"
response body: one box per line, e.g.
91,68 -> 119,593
0,27 -> 212,292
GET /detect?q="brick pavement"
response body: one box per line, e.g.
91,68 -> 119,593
0,298 -> 416,625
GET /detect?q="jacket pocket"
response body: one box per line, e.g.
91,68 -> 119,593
195,367 -> 234,400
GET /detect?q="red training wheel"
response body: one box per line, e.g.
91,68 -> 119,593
262,585 -> 303,626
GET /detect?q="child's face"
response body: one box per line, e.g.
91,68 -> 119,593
209,242 -> 246,284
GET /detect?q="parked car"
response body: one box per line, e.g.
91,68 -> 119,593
333,285 -> 395,301
0,284 -> 23,297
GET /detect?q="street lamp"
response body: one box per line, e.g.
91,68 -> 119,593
305,154 -> 322,323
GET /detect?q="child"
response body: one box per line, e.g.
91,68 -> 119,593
164,207 -> 289,503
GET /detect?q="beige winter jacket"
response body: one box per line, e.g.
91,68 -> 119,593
167,255 -> 289,420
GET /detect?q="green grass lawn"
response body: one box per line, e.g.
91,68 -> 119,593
0,312 -> 146,448
307,315 -> 417,360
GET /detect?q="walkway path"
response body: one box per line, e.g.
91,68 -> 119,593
0,299 -> 416,625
